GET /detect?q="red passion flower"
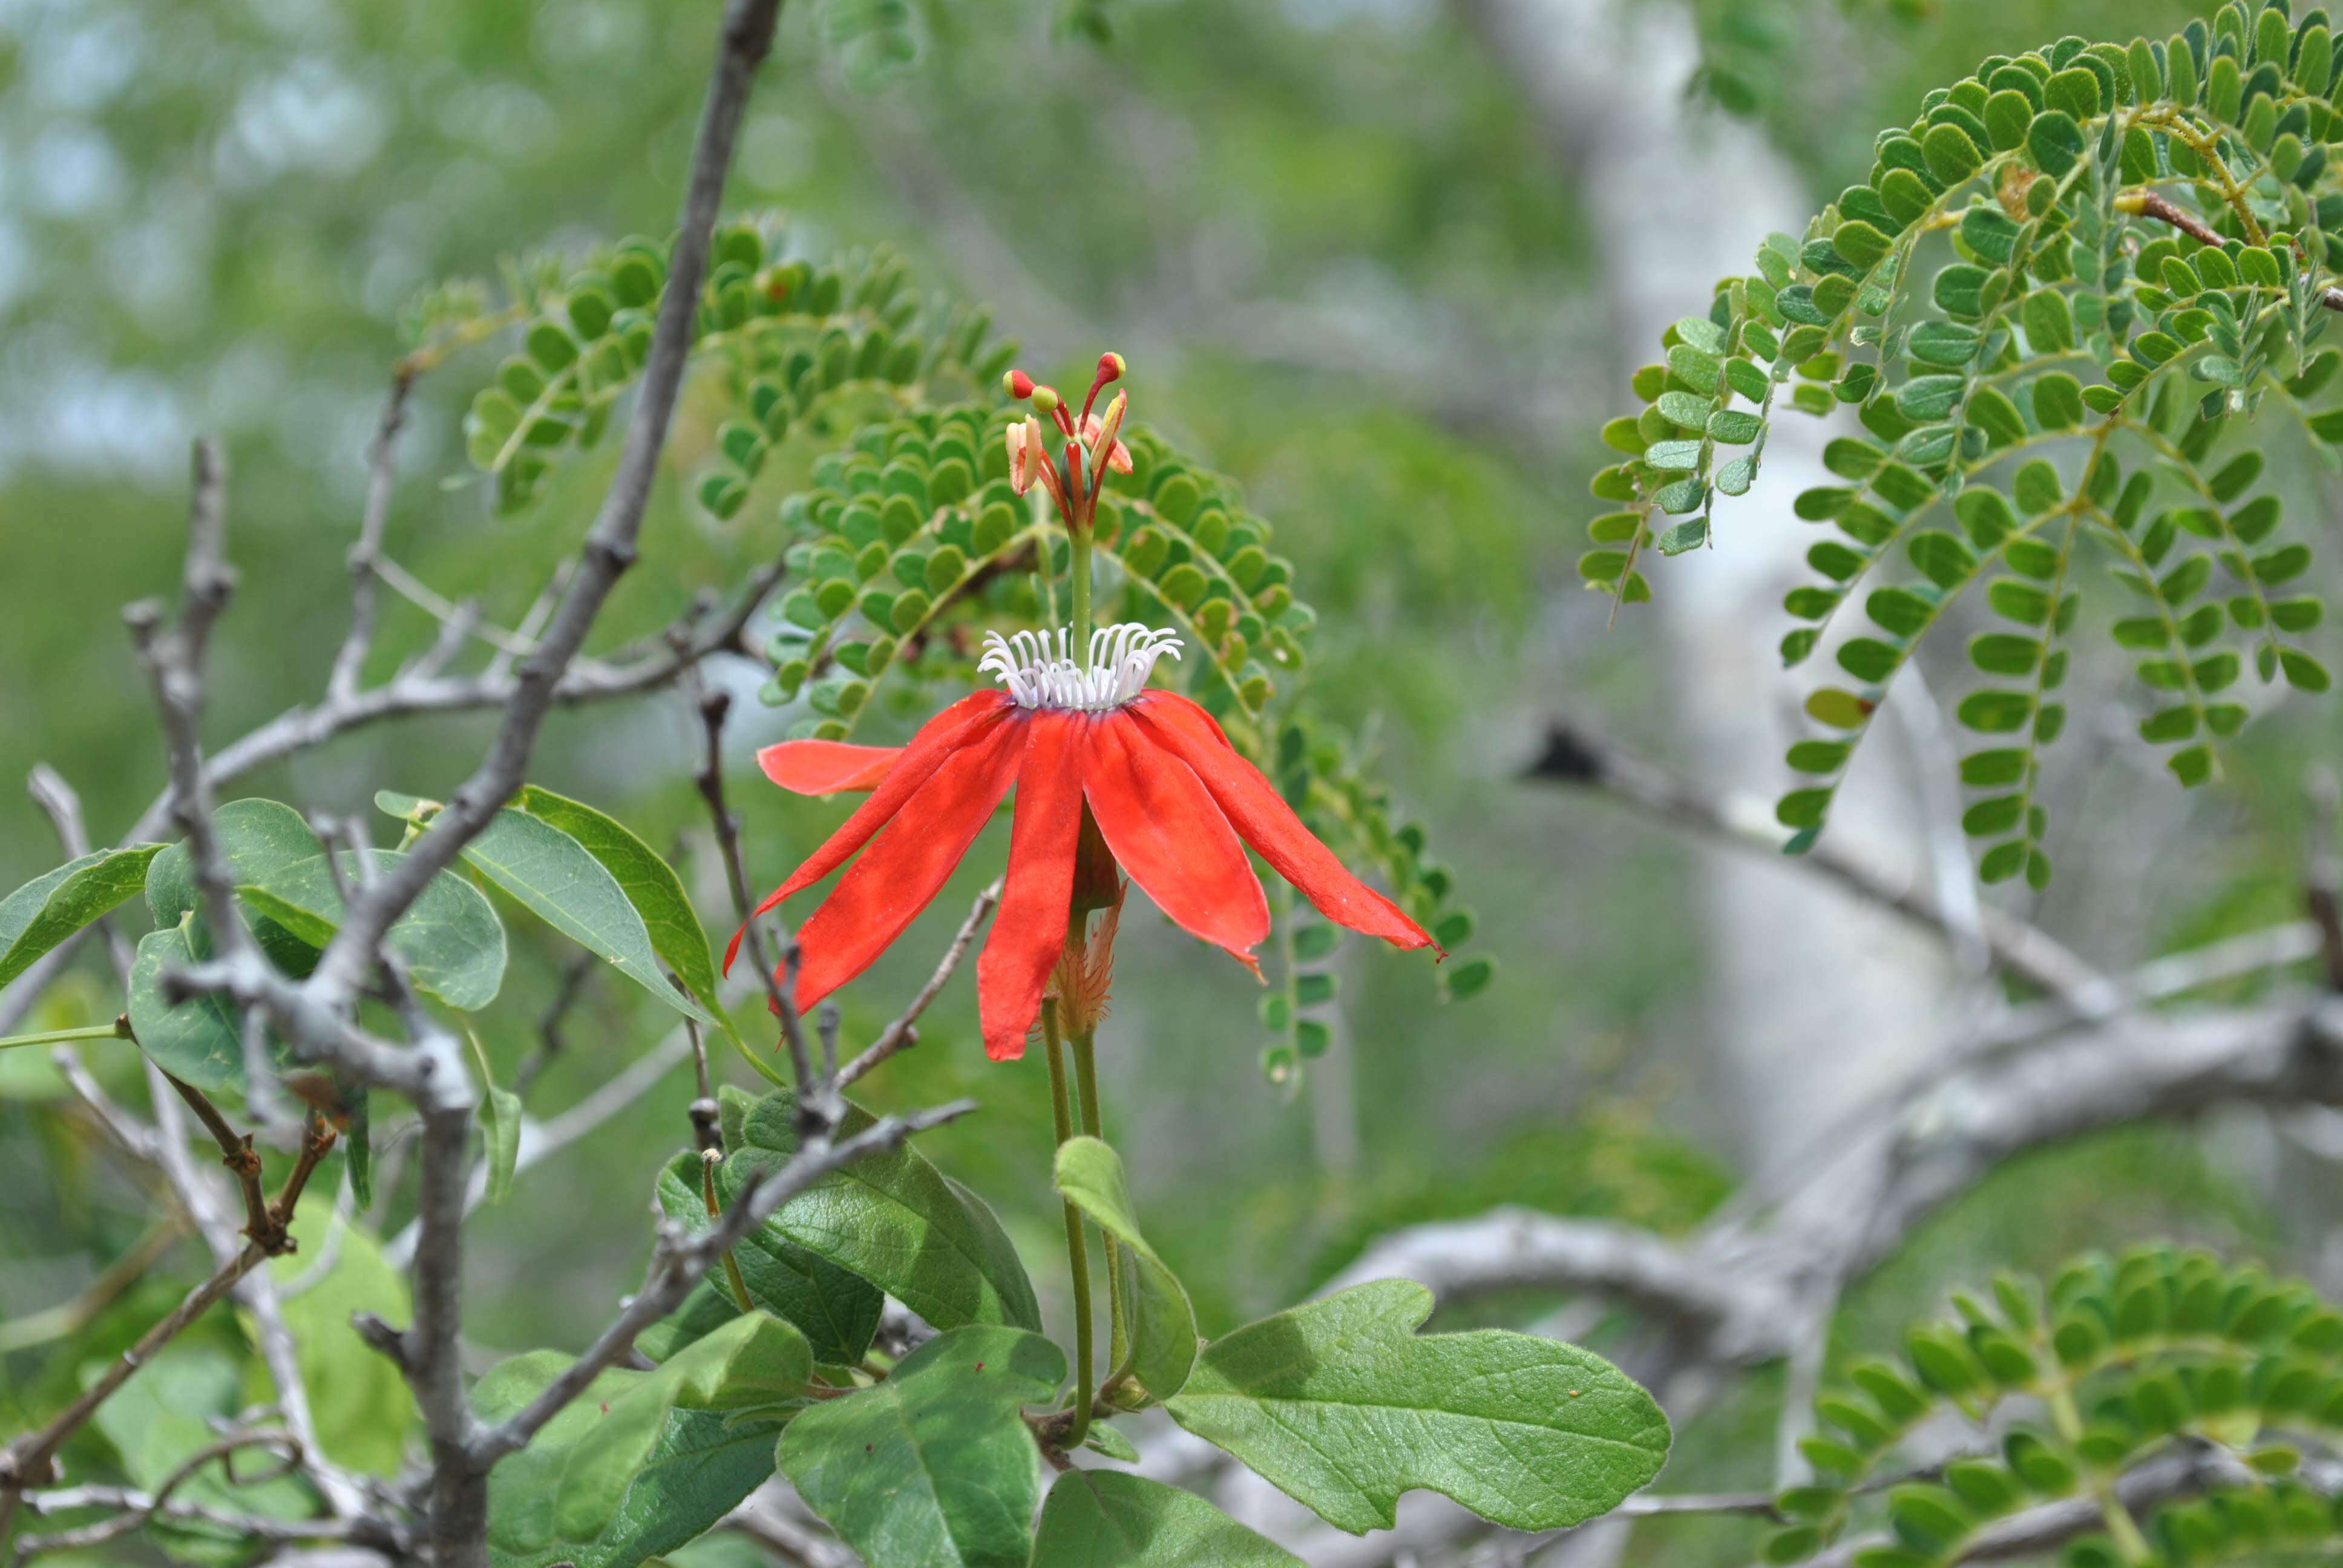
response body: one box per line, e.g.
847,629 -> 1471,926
728,623 -> 1438,1060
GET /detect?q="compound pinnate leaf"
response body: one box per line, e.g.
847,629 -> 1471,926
235,848 -> 506,1011
513,785 -> 728,1028
1031,1470 -> 1303,1567
0,844 -> 163,991
1165,1279 -> 1670,1534
474,1313 -> 810,1568
779,1324 -> 1063,1568
454,801 -> 715,1026
1053,1135 -> 1197,1406
728,1087 -> 1041,1334
643,1141 -> 883,1369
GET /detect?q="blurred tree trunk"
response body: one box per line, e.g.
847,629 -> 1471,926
1460,0 -> 1954,1175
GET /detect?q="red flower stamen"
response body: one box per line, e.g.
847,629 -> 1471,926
1080,350 -> 1126,424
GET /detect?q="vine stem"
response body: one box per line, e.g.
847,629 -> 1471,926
700,1153 -> 755,1315
1042,1001 -> 1093,1448
0,1022 -> 128,1051
1071,1028 -> 1129,1376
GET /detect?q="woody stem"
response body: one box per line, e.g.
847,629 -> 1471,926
1071,1028 -> 1128,1380
1043,1000 -> 1093,1447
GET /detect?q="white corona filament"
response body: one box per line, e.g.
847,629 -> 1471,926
977,622 -> 1184,712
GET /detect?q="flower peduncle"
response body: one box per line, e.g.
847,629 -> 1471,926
977,623 -> 1182,713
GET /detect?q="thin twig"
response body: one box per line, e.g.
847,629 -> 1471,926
483,558 -> 576,684
1525,720 -> 2113,1011
16,1432 -> 397,1558
381,1024 -> 696,1269
0,554 -> 788,1039
2122,189 -> 2343,312
0,1242 -> 271,1500
26,765 -> 136,981
688,1018 -> 723,1154
518,952 -> 598,1100
689,675 -> 821,1110
0,1218 -> 189,1353
16,1430 -> 299,1558
49,1047 -> 162,1163
368,555 -> 545,661
327,368 -> 417,701
306,0 -> 787,1011
837,878 -> 1003,1087
160,1071 -> 282,1252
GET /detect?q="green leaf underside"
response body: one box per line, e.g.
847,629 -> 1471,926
511,785 -> 729,1028
473,1313 -> 811,1568
779,1324 -> 1064,1568
460,799 -> 717,1026
643,1146 -> 883,1368
128,918 -> 292,1094
262,1206 -> 417,1474
235,848 -> 505,1011
93,1348 -> 315,1563
1053,1135 -> 1199,1406
727,1086 -> 1041,1334
0,844 -> 163,990
1165,1279 -> 1670,1535
1031,1470 -> 1304,1567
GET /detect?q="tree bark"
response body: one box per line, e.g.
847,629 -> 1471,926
1458,0 -> 1952,1172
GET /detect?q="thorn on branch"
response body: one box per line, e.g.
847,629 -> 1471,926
351,1312 -> 411,1375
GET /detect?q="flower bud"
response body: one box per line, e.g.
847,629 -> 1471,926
1003,368 -> 1035,400
1086,392 -> 1130,490
1006,418 -> 1046,496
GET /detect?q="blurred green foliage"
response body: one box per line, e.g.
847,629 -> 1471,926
5,1 -> 2341,1561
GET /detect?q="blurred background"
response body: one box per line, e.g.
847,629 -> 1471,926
2,0 -> 2338,1561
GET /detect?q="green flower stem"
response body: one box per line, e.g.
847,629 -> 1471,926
1072,1028 -> 1129,1377
1068,523 -> 1093,671
727,1026 -> 793,1090
0,1021 -> 129,1051
699,1154 -> 755,1316
2050,1385 -> 2152,1562
1043,1000 -> 1093,1447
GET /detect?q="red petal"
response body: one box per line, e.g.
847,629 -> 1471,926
975,712 -> 1086,1062
1083,713 -> 1268,968
758,740 -> 902,795
790,716 -> 1027,1011
724,690 -> 1011,974
1130,692 -> 1435,953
